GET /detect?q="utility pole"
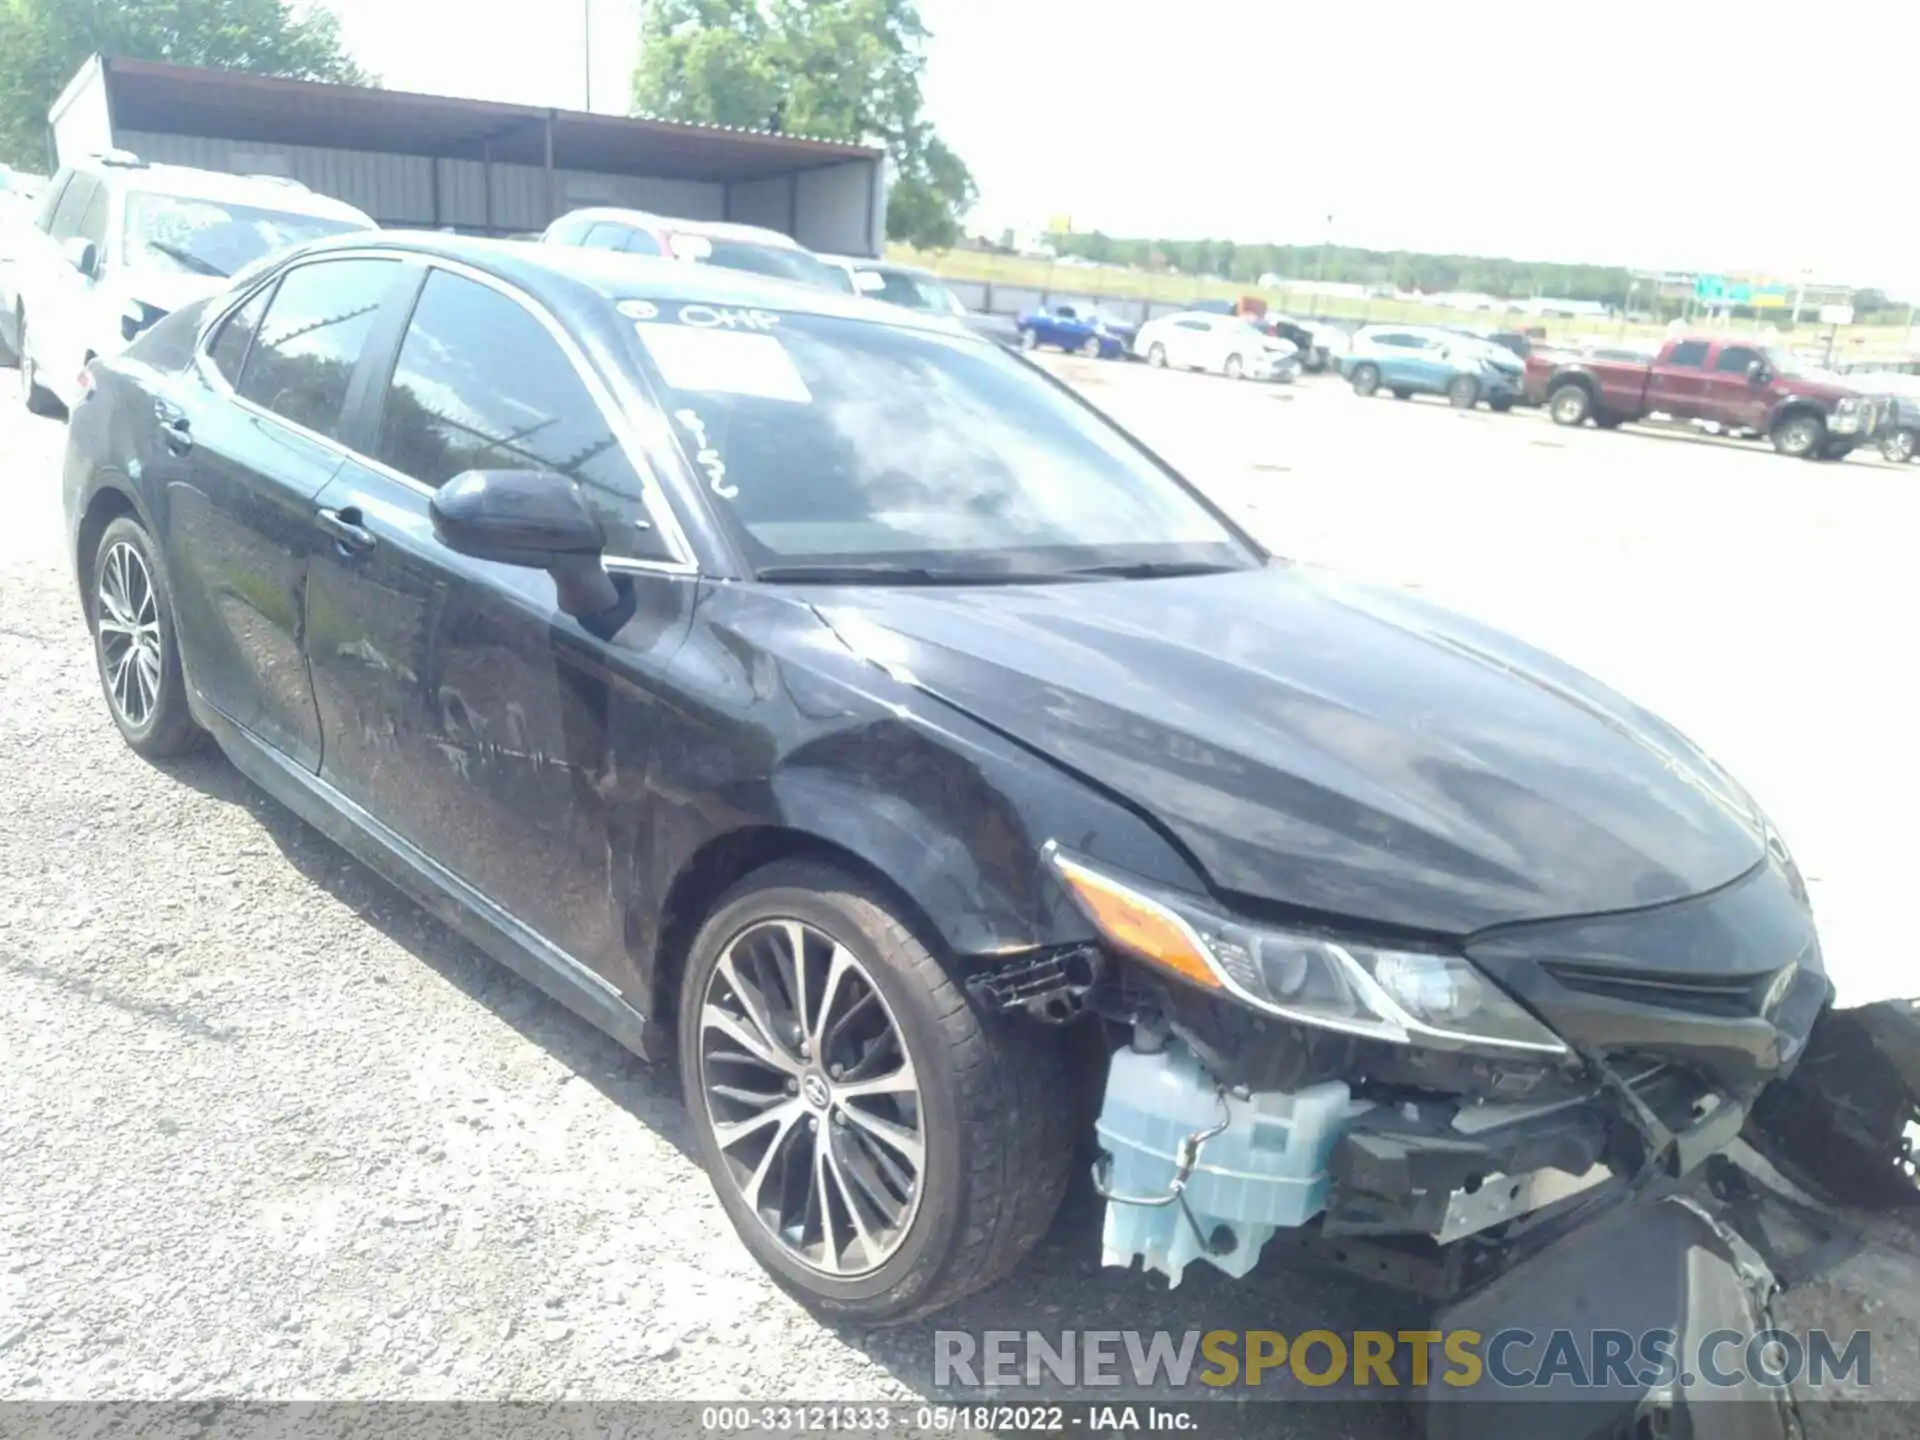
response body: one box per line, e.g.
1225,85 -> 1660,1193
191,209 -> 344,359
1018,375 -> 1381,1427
584,0 -> 593,110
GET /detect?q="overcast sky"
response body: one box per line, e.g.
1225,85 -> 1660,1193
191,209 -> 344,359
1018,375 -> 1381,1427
325,0 -> 1920,296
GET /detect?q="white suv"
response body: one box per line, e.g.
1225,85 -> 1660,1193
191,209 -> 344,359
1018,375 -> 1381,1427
5,153 -> 373,414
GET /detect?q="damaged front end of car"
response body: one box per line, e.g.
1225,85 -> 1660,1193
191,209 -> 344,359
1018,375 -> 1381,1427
964,836 -> 1835,1302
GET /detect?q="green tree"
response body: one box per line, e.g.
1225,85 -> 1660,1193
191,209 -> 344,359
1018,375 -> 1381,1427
632,0 -> 975,249
0,0 -> 368,169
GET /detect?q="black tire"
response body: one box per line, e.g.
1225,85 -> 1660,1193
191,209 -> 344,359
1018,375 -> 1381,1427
1390,388 -> 1413,400
1881,427 -> 1917,464
1146,342 -> 1167,368
1488,397 -> 1515,413
1350,363 -> 1381,397
1223,353 -> 1245,381
1816,439 -> 1854,462
87,516 -> 203,758
1771,412 -> 1825,459
1447,374 -> 1481,409
1018,327 -> 1039,351
676,859 -> 1073,1324
1593,413 -> 1625,430
1548,382 -> 1593,427
1080,334 -> 1103,358
18,311 -> 59,416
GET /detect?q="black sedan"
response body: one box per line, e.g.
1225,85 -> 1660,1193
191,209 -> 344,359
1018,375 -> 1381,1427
64,234 -> 1831,1327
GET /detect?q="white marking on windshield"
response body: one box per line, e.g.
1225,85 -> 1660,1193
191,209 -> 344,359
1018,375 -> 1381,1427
674,408 -> 737,500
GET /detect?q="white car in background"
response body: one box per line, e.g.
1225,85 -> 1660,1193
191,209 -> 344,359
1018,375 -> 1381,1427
1133,310 -> 1299,381
542,209 -> 856,295
5,152 -> 374,414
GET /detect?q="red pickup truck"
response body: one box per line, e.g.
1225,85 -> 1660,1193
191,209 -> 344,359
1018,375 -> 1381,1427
1524,337 -> 1891,460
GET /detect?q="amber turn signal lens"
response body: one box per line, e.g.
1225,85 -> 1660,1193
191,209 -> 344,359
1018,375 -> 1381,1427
1053,856 -> 1222,991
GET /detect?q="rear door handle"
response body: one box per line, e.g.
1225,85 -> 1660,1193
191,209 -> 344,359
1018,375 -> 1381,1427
316,505 -> 376,555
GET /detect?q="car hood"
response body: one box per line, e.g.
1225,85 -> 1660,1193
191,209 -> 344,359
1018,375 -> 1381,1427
815,564 -> 1765,936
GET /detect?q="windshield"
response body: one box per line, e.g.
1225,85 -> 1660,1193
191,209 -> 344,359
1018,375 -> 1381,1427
1762,348 -> 1808,377
623,305 -> 1255,580
696,238 -> 855,293
124,192 -> 362,279
867,269 -> 967,316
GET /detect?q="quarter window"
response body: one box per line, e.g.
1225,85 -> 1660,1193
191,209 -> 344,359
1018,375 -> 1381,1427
374,269 -> 658,558
1666,341 -> 1710,368
206,285 -> 271,387
235,258 -> 400,440
47,173 -> 98,240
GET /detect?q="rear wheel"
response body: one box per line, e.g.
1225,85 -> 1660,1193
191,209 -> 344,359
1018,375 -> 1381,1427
1223,353 -> 1245,381
1080,334 -> 1103,358
1882,427 -> 1917,464
1146,342 -> 1167,368
677,860 -> 1073,1324
1447,374 -> 1481,409
1018,327 -> 1039,351
1548,383 -> 1593,426
1350,363 -> 1381,397
87,516 -> 202,759
1771,412 -> 1825,459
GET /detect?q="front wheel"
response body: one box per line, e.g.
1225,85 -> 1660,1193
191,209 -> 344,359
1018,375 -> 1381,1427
1018,327 -> 1039,351
1548,383 -> 1593,426
1771,413 -> 1825,459
1080,334 -> 1103,358
1447,374 -> 1481,409
678,860 -> 1073,1324
1146,342 -> 1168,368
88,516 -> 203,758
1883,427 -> 1917,464
1223,353 -> 1245,381
1349,363 -> 1380,397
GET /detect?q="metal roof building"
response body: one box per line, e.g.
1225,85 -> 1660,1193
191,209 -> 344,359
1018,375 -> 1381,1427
48,55 -> 889,255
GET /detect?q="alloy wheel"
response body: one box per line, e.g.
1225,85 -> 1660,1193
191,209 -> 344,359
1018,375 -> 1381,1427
96,540 -> 164,729
697,918 -> 925,1277
1886,430 -> 1916,464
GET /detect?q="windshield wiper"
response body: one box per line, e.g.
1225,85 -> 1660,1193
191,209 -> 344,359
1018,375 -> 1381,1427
754,563 -> 1084,586
1061,560 -> 1245,580
146,241 -> 229,278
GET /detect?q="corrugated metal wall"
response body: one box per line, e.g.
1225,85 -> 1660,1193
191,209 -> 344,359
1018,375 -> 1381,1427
117,130 -> 728,234
795,162 -> 876,256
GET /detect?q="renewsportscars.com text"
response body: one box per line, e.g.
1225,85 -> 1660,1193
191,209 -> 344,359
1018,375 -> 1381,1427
934,1328 -> 1872,1391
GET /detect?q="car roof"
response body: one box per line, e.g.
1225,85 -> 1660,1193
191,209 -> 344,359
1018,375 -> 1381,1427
556,207 -> 805,249
818,256 -> 939,280
76,159 -> 373,225
292,231 -> 977,338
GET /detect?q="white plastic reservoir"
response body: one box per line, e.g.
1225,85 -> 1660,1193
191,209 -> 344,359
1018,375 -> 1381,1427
1095,1040 -> 1372,1285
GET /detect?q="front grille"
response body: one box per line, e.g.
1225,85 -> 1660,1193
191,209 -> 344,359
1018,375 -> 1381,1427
1543,962 -> 1784,1018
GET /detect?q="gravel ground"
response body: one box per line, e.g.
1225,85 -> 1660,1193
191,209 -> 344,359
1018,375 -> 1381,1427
3,361 -> 1917,1435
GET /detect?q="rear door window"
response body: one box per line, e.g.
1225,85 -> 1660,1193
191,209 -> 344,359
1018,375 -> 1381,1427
1714,345 -> 1764,374
1666,341 -> 1710,368
234,257 -> 401,440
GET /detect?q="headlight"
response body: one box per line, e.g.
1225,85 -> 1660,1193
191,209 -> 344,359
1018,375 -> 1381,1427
1047,846 -> 1569,1055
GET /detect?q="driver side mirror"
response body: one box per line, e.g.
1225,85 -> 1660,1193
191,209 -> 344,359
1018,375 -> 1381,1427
430,469 -> 626,621
1748,360 -> 1772,386
63,236 -> 98,278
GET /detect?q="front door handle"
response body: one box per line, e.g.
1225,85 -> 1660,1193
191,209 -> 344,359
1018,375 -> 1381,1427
316,506 -> 376,555
160,417 -> 193,454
